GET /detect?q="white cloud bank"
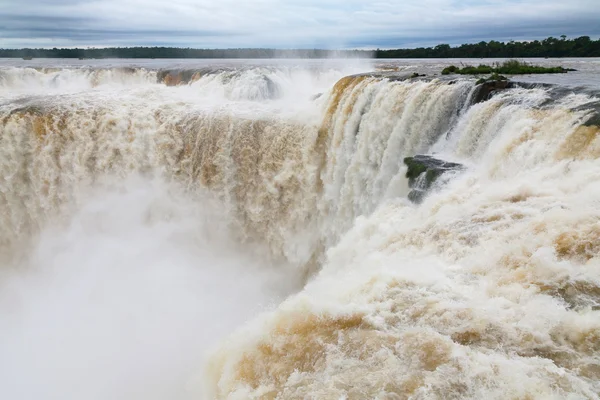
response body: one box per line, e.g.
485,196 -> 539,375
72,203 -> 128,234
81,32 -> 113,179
1,0 -> 599,48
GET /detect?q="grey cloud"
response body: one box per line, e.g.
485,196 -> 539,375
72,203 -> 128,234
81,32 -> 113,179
1,14 -> 96,28
1,13 -> 240,41
2,28 -> 238,41
352,18 -> 600,48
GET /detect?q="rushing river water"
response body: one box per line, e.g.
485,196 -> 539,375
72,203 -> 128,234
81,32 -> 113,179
1,58 -> 599,399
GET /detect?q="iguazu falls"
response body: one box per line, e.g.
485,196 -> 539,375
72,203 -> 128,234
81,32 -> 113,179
0,55 -> 598,399
10,0 -> 600,394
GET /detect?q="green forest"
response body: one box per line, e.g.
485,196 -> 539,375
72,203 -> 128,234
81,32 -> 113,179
1,36 -> 599,59
376,36 -> 600,58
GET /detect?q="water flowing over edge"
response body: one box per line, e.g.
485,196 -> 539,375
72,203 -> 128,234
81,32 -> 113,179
1,66 -> 600,399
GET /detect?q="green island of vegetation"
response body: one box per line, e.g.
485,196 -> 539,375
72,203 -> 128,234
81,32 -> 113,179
1,36 -> 599,59
442,60 -> 575,76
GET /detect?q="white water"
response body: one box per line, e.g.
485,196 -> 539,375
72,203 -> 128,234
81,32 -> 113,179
0,60 -> 370,102
1,60 -> 599,399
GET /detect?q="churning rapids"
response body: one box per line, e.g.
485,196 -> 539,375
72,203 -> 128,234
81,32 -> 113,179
1,59 -> 600,400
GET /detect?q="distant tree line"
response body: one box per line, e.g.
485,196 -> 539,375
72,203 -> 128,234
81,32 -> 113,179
376,36 -> 600,58
1,36 -> 599,59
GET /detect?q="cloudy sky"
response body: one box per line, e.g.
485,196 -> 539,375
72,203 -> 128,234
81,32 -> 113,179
1,0 -> 599,49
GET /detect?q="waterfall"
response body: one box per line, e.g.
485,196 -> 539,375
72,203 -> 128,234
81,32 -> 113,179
1,64 -> 599,399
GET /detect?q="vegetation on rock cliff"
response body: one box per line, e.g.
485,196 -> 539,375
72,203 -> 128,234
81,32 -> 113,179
442,60 -> 574,75
475,73 -> 508,85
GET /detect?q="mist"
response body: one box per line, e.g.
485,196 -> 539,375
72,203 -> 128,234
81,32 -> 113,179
0,177 -> 301,399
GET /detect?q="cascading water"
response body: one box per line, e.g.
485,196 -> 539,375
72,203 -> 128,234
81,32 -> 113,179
1,60 -> 599,399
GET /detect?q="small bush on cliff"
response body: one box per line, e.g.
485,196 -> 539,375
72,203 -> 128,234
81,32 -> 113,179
475,73 -> 508,85
441,65 -> 459,74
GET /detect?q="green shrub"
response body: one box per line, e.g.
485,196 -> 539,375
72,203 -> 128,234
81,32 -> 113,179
442,59 -> 570,75
475,73 -> 508,85
441,65 -> 459,75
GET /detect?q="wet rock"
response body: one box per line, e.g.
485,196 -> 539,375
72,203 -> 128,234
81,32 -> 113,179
578,101 -> 600,127
471,79 -> 515,104
263,76 -> 282,99
404,155 -> 464,203
157,69 -> 199,86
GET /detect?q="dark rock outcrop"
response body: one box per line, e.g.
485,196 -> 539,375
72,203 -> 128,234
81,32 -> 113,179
471,80 -> 516,104
404,155 -> 464,203
157,69 -> 201,86
578,101 -> 600,127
